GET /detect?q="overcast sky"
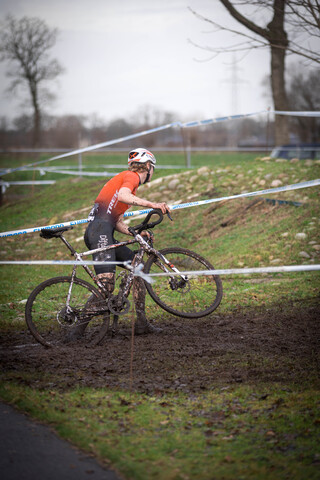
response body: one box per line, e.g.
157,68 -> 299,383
0,0 -> 275,125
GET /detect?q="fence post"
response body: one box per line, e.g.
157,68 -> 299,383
78,151 -> 82,177
187,145 -> 191,168
78,132 -> 83,177
181,126 -> 192,168
0,178 -> 3,206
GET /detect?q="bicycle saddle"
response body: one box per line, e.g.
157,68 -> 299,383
40,226 -> 73,239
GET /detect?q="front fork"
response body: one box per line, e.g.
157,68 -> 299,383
152,252 -> 189,288
133,235 -> 189,287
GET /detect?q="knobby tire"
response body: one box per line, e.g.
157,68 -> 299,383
144,247 -> 223,318
25,276 -> 109,347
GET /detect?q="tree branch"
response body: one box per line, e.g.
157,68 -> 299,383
189,7 -> 270,49
219,0 -> 270,39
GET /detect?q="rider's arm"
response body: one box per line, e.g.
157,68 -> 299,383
115,215 -> 153,240
118,187 -> 170,214
115,215 -> 132,236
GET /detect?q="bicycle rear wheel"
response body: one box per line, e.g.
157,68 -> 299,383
25,276 -> 109,347
144,247 -> 223,318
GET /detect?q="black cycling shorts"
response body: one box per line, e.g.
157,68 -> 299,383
84,218 -> 135,275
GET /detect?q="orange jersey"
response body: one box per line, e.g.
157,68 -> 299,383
94,170 -> 140,223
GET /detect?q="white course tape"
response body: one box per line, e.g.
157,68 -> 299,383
0,260 -> 131,267
0,178 -> 319,238
0,180 -> 56,193
0,218 -> 89,238
6,164 -> 189,174
1,109 -> 320,178
0,122 -> 178,176
0,110 -> 268,177
0,180 -> 56,185
124,179 -> 320,219
135,264 -> 320,283
274,111 -> 320,117
179,110 -> 267,128
0,261 -> 318,284
140,264 -> 320,277
42,169 -> 117,177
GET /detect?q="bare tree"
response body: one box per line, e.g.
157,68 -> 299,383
0,15 -> 64,146
190,0 -> 320,145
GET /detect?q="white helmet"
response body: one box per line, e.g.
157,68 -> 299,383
128,148 -> 156,167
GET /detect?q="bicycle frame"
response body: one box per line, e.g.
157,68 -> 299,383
26,211 -> 223,347
58,233 -> 136,290
57,230 -> 188,312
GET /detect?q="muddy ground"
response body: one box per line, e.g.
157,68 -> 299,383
0,300 -> 319,393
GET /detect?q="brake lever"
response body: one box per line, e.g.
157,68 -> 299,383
166,211 -> 173,221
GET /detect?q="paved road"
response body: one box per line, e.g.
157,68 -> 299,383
0,402 -> 120,480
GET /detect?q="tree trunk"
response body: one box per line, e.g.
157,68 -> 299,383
33,107 -> 41,147
270,45 -> 290,145
30,82 -> 41,147
219,0 -> 291,146
268,0 -> 290,145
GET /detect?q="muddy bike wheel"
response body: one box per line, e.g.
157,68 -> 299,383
144,247 -> 223,318
25,276 -> 109,347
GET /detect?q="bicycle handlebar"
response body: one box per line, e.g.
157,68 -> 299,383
128,208 -> 172,236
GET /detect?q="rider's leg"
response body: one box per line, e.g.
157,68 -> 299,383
132,276 -> 163,334
65,273 -> 115,342
82,272 -> 115,312
97,272 -> 115,296
84,219 -> 116,304
65,221 -> 115,342
115,244 -> 162,335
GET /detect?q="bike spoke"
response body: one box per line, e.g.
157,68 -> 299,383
145,248 -> 223,318
25,277 -> 109,347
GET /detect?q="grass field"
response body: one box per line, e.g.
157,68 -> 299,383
0,152 -> 319,479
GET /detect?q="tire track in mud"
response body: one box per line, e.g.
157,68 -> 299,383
0,302 -> 319,393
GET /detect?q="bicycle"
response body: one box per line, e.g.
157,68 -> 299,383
25,209 -> 223,347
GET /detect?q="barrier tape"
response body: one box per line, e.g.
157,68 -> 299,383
38,169 -> 117,177
273,111 -> 320,117
0,218 -> 88,238
136,264 -> 320,283
0,181 -> 56,185
0,110 -> 269,176
0,121 -> 179,176
0,261 -> 318,285
124,179 -> 320,218
178,110 -> 267,128
2,109 -> 320,178
0,178 -> 319,238
139,264 -> 320,277
0,260 -> 131,267
9,164 -> 188,173
0,180 -> 56,194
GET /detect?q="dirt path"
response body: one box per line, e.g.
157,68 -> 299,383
1,301 -> 319,393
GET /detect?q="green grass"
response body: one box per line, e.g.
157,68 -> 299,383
0,152 -> 319,479
0,381 -> 319,480
1,151 -> 319,333
1,150 -> 319,324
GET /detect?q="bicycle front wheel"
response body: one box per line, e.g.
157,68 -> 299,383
25,276 -> 109,347
144,247 -> 223,318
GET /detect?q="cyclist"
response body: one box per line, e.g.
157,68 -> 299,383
83,148 -> 170,335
